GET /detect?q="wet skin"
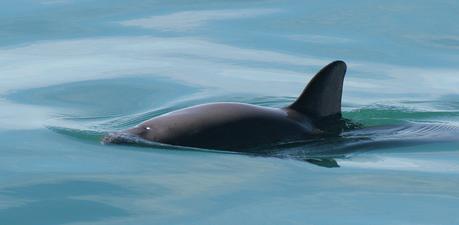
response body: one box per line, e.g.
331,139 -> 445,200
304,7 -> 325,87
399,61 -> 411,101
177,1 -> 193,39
103,61 -> 347,151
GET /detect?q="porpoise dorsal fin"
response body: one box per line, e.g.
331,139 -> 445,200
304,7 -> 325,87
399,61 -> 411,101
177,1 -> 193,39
288,60 -> 346,120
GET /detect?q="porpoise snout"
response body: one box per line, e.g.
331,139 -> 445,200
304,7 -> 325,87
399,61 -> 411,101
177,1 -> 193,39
102,132 -> 142,145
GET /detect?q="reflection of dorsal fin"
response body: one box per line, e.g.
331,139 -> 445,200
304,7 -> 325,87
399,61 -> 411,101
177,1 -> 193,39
288,61 -> 346,120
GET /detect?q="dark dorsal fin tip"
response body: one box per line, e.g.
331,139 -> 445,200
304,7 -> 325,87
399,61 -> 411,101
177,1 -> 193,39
289,60 -> 347,120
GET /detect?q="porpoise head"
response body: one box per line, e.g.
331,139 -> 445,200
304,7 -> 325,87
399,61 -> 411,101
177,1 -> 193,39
102,124 -> 155,145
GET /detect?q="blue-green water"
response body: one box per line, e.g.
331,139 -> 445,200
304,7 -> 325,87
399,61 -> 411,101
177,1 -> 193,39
1,0 -> 459,224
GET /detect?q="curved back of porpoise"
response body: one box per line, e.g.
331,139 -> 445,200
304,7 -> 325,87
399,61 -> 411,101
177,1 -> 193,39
288,60 -> 347,120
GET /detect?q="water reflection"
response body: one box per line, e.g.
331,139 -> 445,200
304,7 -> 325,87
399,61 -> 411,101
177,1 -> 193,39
1,0 -> 459,224
6,77 -> 197,117
0,180 -> 132,225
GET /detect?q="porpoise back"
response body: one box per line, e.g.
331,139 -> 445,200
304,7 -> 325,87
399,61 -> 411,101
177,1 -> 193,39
103,61 -> 347,151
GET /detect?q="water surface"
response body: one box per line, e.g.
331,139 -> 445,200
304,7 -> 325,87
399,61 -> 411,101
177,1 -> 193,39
1,0 -> 459,224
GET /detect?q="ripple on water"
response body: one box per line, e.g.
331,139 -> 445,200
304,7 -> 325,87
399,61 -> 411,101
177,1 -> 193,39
0,180 -> 134,225
44,95 -> 459,165
6,76 -> 198,117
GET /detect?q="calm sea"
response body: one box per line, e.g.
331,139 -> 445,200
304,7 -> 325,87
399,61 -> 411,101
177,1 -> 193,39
1,1 -> 458,224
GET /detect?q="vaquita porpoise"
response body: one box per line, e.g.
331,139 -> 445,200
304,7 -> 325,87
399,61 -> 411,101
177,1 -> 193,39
103,61 -> 347,151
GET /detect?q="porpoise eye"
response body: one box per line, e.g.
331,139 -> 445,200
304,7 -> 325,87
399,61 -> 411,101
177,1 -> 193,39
145,126 -> 151,130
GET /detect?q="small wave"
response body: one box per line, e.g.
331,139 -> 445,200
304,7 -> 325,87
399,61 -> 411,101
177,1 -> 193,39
47,98 -> 459,165
345,103 -> 459,126
47,126 -> 106,143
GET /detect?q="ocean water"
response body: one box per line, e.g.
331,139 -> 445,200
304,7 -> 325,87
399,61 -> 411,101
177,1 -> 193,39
1,0 -> 459,224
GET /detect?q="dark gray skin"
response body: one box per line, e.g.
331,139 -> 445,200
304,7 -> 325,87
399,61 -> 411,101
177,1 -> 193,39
103,61 -> 347,151
110,103 -> 321,150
